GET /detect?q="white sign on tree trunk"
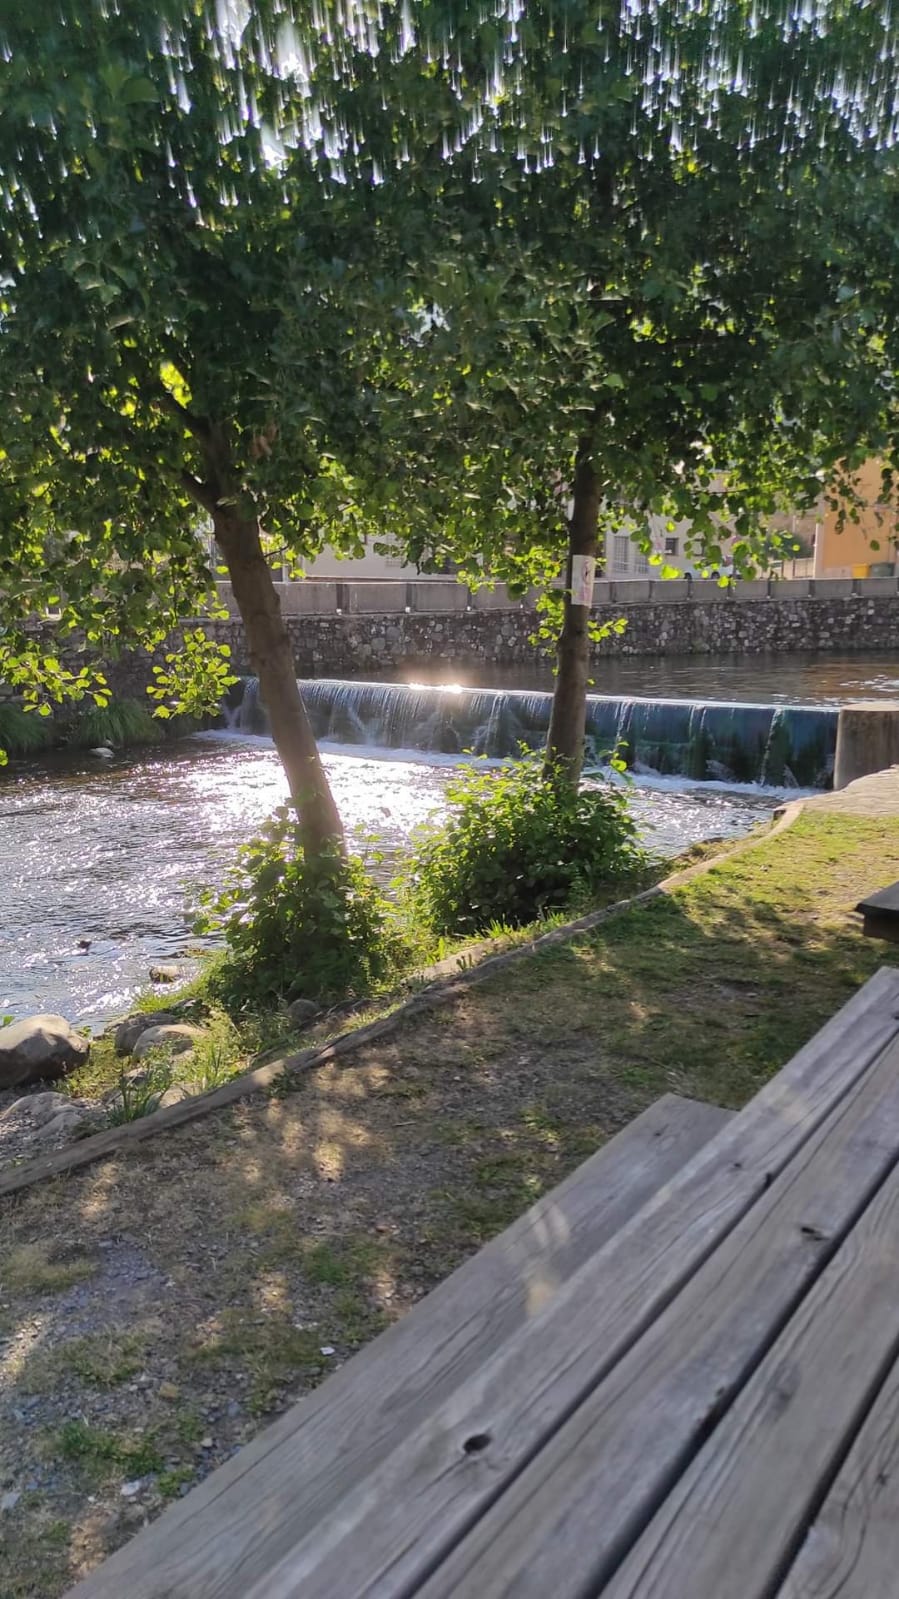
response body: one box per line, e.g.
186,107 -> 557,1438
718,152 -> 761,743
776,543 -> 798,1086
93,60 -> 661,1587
571,555 -> 596,608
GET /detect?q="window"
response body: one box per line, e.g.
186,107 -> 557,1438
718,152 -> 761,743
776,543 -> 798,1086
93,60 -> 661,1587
634,549 -> 650,575
664,536 -> 679,557
612,534 -> 630,574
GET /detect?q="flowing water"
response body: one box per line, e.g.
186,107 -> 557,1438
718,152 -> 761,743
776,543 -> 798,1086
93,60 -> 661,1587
3,650 -> 897,1030
230,679 -> 835,787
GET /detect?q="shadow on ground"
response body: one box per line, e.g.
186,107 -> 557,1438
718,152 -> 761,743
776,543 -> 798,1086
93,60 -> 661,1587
1,810 -> 899,1595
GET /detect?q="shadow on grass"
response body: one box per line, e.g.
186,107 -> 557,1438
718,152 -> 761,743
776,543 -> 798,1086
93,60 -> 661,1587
2,811 -> 899,1594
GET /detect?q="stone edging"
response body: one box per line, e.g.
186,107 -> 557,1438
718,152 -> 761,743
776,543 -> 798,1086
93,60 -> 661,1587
0,801 -> 806,1200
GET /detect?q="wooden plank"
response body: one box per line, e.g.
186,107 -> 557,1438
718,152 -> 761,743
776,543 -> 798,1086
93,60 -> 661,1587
602,1156 -> 899,1599
857,881 -> 899,915
241,1025 -> 899,1599
64,1093 -> 730,1599
863,913 -> 899,943
776,1347 -> 899,1597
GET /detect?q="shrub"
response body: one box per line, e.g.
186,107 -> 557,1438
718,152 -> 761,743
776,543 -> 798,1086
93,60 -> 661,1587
0,702 -> 56,757
194,807 -> 405,1012
63,699 -> 164,750
403,755 -> 651,937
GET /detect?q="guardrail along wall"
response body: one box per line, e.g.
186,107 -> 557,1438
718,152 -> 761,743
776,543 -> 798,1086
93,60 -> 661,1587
214,574 -> 899,616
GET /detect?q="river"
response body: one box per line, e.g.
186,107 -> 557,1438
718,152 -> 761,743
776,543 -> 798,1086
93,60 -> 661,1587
2,650 -> 896,1030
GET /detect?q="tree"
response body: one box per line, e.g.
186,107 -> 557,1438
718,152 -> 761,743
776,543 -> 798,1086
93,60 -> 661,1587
4,0 -> 899,827
0,0 -> 406,851
353,0 -> 899,784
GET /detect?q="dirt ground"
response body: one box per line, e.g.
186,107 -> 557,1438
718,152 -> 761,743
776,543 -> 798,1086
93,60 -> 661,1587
2,809 -> 899,1597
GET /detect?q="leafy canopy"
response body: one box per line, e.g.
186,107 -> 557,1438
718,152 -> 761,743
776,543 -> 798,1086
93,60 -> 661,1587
1,0 -> 898,709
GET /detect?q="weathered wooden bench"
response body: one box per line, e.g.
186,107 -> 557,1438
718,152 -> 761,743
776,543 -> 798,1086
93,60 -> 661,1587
67,1092 -> 729,1596
857,880 -> 899,942
68,965 -> 899,1599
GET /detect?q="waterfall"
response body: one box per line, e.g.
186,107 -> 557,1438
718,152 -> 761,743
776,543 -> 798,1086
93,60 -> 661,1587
225,678 -> 837,789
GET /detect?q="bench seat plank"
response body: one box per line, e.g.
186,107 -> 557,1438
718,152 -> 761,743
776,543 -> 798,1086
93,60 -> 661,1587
251,1028 -> 899,1599
603,1148 -> 899,1598
66,1093 -> 729,1598
777,1348 -> 899,1597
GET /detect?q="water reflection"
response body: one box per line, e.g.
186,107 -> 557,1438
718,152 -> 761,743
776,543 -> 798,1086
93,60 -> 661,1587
0,736 -> 775,1030
381,650 -> 899,705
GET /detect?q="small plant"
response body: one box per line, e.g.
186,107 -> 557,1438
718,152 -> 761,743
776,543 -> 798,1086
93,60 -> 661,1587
402,754 -> 651,937
63,698 -> 164,751
57,1420 -> 163,1477
194,806 -> 407,1012
189,1011 -> 241,1092
0,702 -> 56,758
106,1057 -> 174,1125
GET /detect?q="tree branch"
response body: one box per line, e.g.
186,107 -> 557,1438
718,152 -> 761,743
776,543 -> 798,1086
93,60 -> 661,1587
180,470 -> 219,516
155,382 -> 212,444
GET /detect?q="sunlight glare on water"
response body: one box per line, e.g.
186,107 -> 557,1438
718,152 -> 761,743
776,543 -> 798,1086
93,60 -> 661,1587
1,734 -> 777,1029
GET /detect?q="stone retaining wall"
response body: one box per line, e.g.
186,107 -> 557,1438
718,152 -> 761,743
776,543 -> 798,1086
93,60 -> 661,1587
21,589 -> 899,699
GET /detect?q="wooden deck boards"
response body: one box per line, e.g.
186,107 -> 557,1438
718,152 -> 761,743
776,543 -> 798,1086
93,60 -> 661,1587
66,966 -> 899,1599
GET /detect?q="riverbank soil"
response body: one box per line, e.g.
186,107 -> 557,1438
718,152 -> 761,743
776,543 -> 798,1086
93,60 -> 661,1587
2,809 -> 899,1596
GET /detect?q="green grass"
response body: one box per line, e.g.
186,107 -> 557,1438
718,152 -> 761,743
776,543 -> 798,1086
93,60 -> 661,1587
1,1242 -> 96,1295
54,1329 -> 151,1388
62,699 -> 164,751
0,695 -> 202,765
56,1421 -> 164,1482
0,703 -> 57,757
185,1312 -> 327,1414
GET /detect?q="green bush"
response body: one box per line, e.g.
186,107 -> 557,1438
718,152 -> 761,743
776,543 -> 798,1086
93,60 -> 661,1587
0,702 -> 57,757
403,756 -> 651,937
194,807 -> 405,1012
63,699 -> 164,750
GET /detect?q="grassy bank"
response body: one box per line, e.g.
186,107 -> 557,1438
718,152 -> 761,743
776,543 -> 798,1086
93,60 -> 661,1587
0,700 -> 200,761
2,808 -> 899,1596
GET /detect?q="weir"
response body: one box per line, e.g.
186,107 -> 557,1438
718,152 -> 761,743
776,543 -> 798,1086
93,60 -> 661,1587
226,678 -> 837,788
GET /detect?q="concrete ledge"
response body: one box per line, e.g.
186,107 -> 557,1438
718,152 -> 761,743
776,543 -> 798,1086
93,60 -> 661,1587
857,577 -> 898,598
733,579 -> 770,602
409,580 -> 468,613
472,584 -> 519,610
275,581 -> 339,615
650,579 -> 692,604
689,578 -> 731,602
812,578 -> 854,599
344,582 -> 407,614
610,579 -> 653,603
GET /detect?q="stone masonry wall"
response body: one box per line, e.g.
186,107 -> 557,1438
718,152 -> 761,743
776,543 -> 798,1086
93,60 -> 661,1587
23,591 -> 899,699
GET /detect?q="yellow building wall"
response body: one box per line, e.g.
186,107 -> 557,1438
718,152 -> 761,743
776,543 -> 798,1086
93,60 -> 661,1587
816,459 -> 898,577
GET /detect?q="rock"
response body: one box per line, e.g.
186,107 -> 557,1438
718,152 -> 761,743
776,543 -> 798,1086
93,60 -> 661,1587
158,1382 -> 180,1402
287,998 -> 321,1029
89,746 -> 114,759
149,965 -> 180,984
0,1014 -> 90,1090
113,1012 -> 180,1057
157,1085 -> 190,1109
0,1491 -> 20,1513
132,1025 -> 206,1061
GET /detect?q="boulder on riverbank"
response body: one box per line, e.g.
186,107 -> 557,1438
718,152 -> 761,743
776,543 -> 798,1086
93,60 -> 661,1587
0,1014 -> 90,1089
113,1012 -> 181,1056
149,965 -> 180,984
0,1090 -> 99,1160
132,1024 -> 206,1061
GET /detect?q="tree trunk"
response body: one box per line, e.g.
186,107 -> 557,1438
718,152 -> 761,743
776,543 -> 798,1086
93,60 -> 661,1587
543,446 -> 602,789
214,511 -> 345,855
